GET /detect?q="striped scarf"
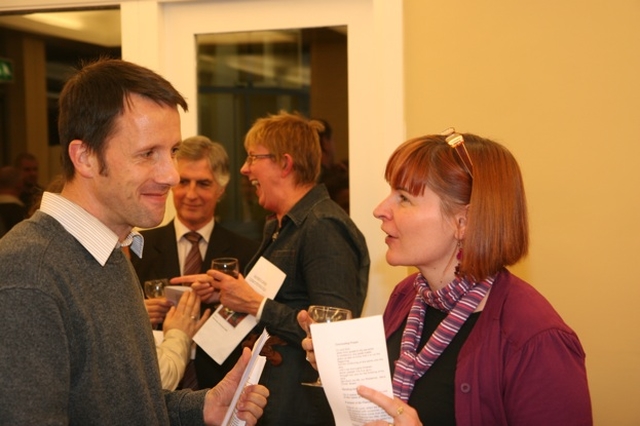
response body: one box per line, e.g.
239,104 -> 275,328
392,273 -> 494,402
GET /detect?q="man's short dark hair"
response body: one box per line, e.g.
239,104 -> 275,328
58,58 -> 188,179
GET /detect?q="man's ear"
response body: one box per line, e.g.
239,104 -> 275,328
68,140 -> 98,179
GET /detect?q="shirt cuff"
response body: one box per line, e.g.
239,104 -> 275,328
256,297 -> 268,320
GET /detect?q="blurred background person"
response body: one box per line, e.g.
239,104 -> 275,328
316,118 -> 350,214
0,165 -> 27,237
188,111 -> 370,425
28,174 -> 66,217
13,152 -> 44,212
317,118 -> 336,178
300,129 -> 591,425
131,135 -> 259,389
322,161 -> 350,215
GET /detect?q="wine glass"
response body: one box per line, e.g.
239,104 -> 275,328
144,278 -> 169,299
211,257 -> 239,278
301,305 -> 352,387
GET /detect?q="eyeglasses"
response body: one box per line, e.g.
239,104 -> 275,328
244,153 -> 275,165
441,127 -> 474,179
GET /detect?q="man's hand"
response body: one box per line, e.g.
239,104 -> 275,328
171,274 -> 220,304
145,298 -> 172,326
203,347 -> 269,426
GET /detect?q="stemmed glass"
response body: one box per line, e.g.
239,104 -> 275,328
301,305 -> 352,387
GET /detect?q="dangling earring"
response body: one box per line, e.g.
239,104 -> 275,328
454,240 -> 463,277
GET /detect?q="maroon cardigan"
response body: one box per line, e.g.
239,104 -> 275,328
383,270 -> 592,426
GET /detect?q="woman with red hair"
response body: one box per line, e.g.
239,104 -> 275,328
300,129 -> 592,426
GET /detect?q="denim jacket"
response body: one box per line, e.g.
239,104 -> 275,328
246,184 -> 370,425
247,184 -> 369,345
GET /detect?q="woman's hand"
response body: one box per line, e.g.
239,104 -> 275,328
163,290 -> 212,338
357,386 -> 422,426
297,310 -> 317,370
208,270 -> 264,317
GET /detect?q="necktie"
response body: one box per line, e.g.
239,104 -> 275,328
179,231 -> 202,390
183,231 -> 202,275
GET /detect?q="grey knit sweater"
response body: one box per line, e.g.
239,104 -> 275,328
0,212 -> 207,425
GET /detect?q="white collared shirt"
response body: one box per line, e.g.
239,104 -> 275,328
173,218 -> 214,275
40,192 -> 143,266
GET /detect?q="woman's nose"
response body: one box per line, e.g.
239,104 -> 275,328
373,196 -> 390,220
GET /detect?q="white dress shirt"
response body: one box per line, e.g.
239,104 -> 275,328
173,218 -> 214,275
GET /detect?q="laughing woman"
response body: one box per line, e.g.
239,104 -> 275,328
300,129 -> 592,426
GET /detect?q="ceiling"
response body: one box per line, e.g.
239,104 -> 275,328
0,8 -> 347,49
0,8 -> 344,86
0,9 -> 121,47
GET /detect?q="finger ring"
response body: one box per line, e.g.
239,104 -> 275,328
395,405 -> 404,416
190,315 -> 197,321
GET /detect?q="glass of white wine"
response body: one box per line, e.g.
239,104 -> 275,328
301,305 -> 352,387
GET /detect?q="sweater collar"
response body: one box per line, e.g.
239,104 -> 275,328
40,192 -> 143,266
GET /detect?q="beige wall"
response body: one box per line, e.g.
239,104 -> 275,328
404,1 -> 640,424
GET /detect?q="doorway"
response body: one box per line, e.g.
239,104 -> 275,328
196,26 -> 348,240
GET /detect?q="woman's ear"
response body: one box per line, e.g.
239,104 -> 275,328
454,204 -> 470,240
281,153 -> 294,177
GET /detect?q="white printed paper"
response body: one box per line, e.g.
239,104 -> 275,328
311,315 -> 394,426
221,328 -> 270,426
164,285 -> 191,306
194,257 -> 285,364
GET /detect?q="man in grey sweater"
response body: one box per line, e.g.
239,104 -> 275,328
0,58 -> 268,425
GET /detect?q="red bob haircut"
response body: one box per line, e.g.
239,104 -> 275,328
384,133 -> 528,281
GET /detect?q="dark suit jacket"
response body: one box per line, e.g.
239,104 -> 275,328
130,219 -> 259,388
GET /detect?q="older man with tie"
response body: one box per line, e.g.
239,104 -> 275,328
131,135 -> 259,390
